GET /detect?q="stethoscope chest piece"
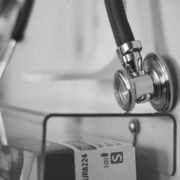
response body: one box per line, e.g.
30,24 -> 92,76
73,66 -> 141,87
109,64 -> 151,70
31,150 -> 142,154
114,70 -> 136,112
114,52 -> 175,112
143,53 -> 174,112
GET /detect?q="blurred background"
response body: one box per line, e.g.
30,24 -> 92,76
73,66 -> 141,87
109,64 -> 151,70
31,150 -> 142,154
0,0 -> 166,113
0,0 -> 180,180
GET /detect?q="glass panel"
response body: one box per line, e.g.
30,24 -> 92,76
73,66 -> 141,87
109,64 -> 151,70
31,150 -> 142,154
0,105 -> 175,179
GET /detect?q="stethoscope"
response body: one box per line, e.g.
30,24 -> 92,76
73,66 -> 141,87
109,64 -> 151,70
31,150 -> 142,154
1,0 -> 175,113
104,0 -> 175,112
0,0 -> 34,79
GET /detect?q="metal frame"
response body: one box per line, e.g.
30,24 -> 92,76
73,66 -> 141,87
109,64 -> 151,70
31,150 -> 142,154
42,113 -> 176,177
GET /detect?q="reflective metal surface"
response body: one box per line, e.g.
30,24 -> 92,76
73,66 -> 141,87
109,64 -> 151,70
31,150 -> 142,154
117,40 -> 143,73
114,70 -> 135,111
114,52 -> 174,112
0,40 -> 16,79
143,53 -> 174,112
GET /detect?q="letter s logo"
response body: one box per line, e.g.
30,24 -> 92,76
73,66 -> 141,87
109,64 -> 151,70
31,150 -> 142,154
110,152 -> 123,164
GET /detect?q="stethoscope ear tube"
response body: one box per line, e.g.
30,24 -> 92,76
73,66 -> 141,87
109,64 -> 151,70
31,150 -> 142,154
11,0 -> 34,42
104,0 -> 134,47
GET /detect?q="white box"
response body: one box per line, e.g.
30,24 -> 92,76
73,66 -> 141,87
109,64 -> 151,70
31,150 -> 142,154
42,137 -> 136,180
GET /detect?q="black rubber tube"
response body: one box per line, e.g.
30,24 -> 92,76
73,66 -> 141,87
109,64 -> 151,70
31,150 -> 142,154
12,0 -> 34,42
104,0 -> 135,46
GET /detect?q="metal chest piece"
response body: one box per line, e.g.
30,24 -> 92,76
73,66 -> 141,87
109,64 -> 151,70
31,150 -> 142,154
114,70 -> 136,111
143,53 -> 174,112
114,41 -> 174,112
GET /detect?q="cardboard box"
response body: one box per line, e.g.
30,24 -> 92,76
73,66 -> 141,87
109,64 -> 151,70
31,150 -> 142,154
43,138 -> 136,180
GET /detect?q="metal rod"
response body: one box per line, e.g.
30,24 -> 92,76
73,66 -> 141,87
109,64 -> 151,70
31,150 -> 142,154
0,39 -> 16,79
